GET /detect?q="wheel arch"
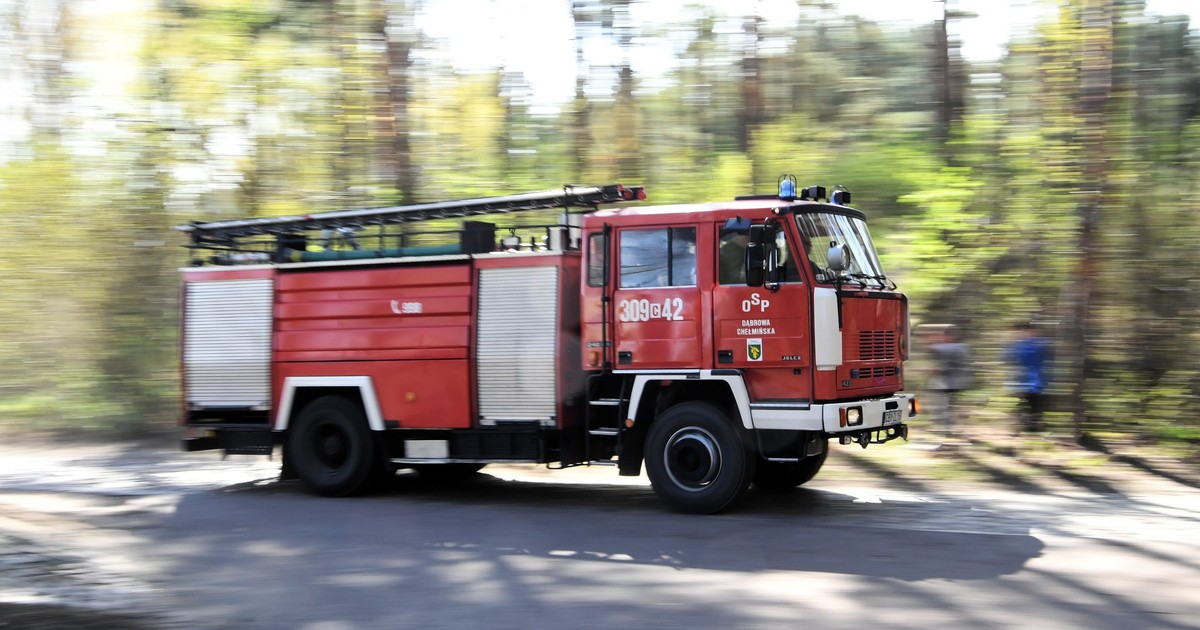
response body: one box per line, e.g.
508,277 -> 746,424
275,376 -> 384,432
625,371 -> 752,431
616,372 -> 753,476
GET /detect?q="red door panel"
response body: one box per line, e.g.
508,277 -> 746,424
611,289 -> 702,368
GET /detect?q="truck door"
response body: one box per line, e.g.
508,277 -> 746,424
710,220 -> 814,400
611,226 -> 702,369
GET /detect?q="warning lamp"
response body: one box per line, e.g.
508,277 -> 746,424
617,185 -> 647,201
778,174 -> 797,201
800,186 -> 826,202
830,186 -> 851,206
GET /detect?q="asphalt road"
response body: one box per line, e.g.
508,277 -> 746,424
0,441 -> 1197,629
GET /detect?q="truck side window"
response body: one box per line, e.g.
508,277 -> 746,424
775,230 -> 803,283
718,229 -> 748,284
719,225 -> 801,285
620,227 -> 696,288
671,228 -> 697,286
587,232 -> 606,287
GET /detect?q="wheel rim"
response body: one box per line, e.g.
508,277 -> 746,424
313,422 -> 349,471
663,426 -> 722,491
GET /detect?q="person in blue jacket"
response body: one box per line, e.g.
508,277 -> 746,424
1007,322 -> 1052,433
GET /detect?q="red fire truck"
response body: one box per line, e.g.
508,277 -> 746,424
177,179 -> 917,513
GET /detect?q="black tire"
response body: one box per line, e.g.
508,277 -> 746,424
410,463 -> 486,482
645,402 -> 755,514
287,396 -> 380,497
753,448 -> 828,492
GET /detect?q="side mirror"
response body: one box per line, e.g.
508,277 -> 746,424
827,242 -> 849,272
745,223 -> 778,287
745,243 -> 765,288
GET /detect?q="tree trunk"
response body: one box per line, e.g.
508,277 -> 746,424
933,0 -> 966,155
570,0 -> 592,182
738,15 -> 763,156
612,0 -> 639,181
1067,0 -> 1114,444
379,0 -> 417,203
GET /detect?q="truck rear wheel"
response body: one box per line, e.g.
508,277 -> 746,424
287,395 -> 380,497
645,402 -> 754,514
753,449 -> 828,491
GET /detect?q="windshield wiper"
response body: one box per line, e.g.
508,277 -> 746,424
841,272 -> 895,290
839,272 -> 871,288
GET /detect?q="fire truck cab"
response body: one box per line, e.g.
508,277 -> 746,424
177,180 -> 916,513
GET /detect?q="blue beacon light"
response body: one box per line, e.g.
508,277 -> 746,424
778,174 -> 798,200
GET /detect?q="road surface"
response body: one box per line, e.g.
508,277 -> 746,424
0,441 -> 1197,629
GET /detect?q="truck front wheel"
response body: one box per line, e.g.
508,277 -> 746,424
645,402 -> 754,514
753,448 -> 828,491
287,395 -> 380,497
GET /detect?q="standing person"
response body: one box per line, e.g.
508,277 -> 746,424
1007,322 -> 1052,433
928,325 -> 973,437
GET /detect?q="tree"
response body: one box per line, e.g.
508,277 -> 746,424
377,0 -> 419,203
1062,0 -> 1112,442
932,0 -> 969,152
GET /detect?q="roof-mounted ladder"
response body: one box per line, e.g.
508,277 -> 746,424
177,184 -> 645,243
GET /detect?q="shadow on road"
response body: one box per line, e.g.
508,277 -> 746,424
195,471 -> 1044,584
0,602 -> 157,630
1094,447 -> 1200,491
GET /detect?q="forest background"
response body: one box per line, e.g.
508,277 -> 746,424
1,0 -> 1198,457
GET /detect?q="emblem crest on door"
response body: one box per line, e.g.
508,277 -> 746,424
746,338 -> 763,362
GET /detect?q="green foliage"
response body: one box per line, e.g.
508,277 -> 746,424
0,0 -> 1196,455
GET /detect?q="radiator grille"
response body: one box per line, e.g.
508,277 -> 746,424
857,330 -> 896,361
855,366 -> 898,378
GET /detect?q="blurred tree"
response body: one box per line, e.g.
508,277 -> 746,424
377,0 -> 420,203
1062,0 -> 1114,442
413,72 -> 511,198
932,0 -> 969,152
0,147 -> 102,423
91,133 -> 179,430
610,0 -> 641,181
570,0 -> 596,182
0,0 -> 1197,454
0,1 -> 105,426
738,13 -> 764,155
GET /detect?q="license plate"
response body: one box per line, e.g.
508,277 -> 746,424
883,409 -> 902,426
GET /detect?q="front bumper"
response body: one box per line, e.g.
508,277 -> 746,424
821,393 -> 917,434
748,392 -> 918,433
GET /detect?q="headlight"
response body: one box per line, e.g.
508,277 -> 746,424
842,406 -> 863,427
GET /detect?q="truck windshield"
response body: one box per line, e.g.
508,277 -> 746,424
794,211 -> 891,288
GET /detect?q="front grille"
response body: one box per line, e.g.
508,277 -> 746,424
857,330 -> 897,361
855,366 -> 898,378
